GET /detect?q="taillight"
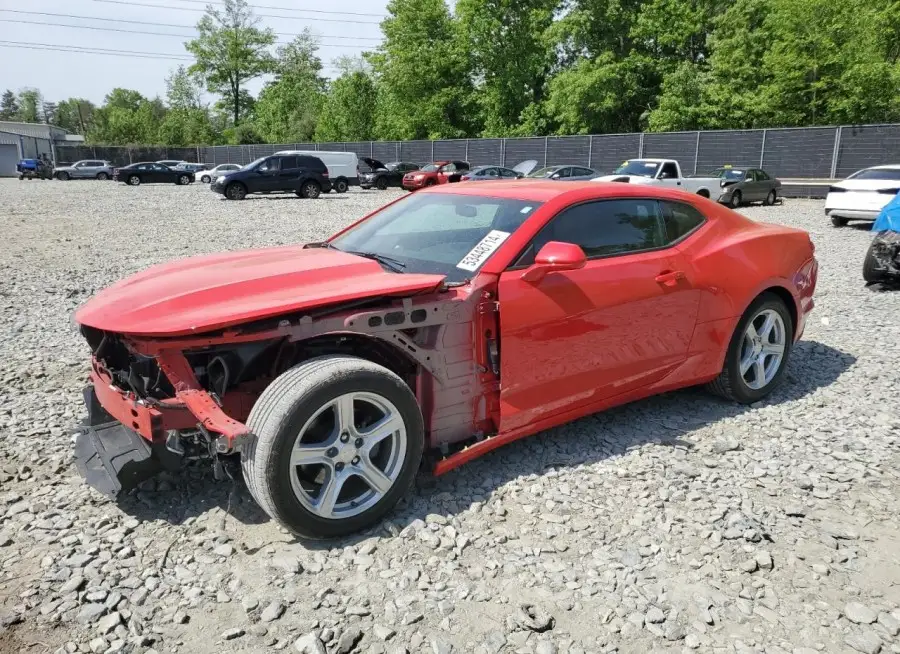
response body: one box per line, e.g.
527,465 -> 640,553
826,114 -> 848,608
322,171 -> 329,177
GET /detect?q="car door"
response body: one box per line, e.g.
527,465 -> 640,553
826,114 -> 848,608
70,161 -> 88,178
275,156 -> 300,191
739,169 -> 760,201
437,163 -> 456,183
251,157 -> 281,192
496,198 -> 701,432
571,167 -> 596,180
656,161 -> 681,188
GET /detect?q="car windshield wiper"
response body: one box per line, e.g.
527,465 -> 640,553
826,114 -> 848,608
346,251 -> 407,273
304,241 -> 340,250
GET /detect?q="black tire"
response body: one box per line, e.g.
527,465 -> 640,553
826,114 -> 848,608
424,179 -> 436,187
764,190 -> 776,206
729,190 -> 742,208
225,182 -> 246,200
862,238 -> 886,284
126,175 -> 141,186
334,178 -> 349,193
706,292 -> 793,404
241,356 -> 424,539
298,180 -> 321,199
375,176 -> 388,190
830,215 -> 849,227
96,172 -> 109,180
176,174 -> 190,186
201,175 -> 211,184
56,171 -> 69,181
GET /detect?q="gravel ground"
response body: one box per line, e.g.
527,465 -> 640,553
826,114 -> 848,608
0,179 -> 899,654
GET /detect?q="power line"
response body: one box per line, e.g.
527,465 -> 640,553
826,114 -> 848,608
0,19 -> 376,49
80,0 -> 383,24
0,40 -> 342,69
81,0 -> 387,19
0,10 -> 383,41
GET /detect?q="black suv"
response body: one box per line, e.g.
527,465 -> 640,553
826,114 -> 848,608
212,154 -> 331,200
358,158 -> 420,190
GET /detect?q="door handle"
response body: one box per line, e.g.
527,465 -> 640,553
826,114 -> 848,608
655,270 -> 685,287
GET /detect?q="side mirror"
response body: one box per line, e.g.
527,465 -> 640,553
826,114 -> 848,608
520,241 -> 587,283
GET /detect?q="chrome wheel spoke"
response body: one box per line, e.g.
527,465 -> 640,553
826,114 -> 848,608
334,394 -> 356,436
758,312 -> 777,340
740,348 -> 755,375
355,458 -> 394,495
290,443 -> 333,467
312,467 -> 345,517
762,342 -> 784,356
753,356 -> 767,385
744,323 -> 759,341
360,413 -> 403,452
740,308 -> 786,390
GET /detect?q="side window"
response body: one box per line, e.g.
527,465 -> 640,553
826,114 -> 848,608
574,167 -> 594,177
534,199 -> 665,258
659,162 -> 679,179
442,163 -> 457,173
660,201 -> 706,243
500,168 -> 518,178
554,167 -> 571,178
756,169 -> 770,181
485,168 -> 499,177
280,156 -> 298,170
259,157 -> 279,172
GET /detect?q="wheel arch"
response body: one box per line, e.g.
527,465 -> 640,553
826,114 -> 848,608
696,188 -> 711,198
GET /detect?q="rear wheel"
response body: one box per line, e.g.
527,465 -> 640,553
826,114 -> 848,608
56,171 -> 69,181
298,180 -> 321,199
177,174 -> 191,186
225,182 -> 246,200
764,190 -> 776,206
126,175 -> 141,186
375,176 -> 388,190
334,178 -> 349,193
241,356 -> 424,539
830,215 -> 849,227
729,190 -> 742,208
201,175 -> 211,184
707,293 -> 793,404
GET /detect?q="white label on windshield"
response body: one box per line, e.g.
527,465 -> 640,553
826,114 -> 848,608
457,230 -> 511,272
520,206 -> 533,214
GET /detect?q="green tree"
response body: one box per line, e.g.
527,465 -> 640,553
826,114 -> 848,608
87,89 -> 166,144
185,0 -> 275,126
367,0 -> 477,140
0,90 -> 18,120
314,70 -> 377,142
42,102 -> 58,125
254,31 -> 326,142
16,88 -> 43,123
166,65 -> 205,111
456,0 -> 559,136
54,99 -> 96,134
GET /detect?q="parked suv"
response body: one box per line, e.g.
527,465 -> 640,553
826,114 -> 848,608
53,160 -> 114,180
212,154 -> 331,200
402,160 -> 469,190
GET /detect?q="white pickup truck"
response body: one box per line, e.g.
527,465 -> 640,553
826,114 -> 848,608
592,158 -> 724,200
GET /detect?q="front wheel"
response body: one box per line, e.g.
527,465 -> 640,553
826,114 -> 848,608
56,171 -> 69,181
201,175 -> 211,184
96,172 -> 109,180
225,182 -> 246,200
333,178 -> 349,193
176,174 -> 191,185
126,175 -> 141,186
241,356 -> 424,539
707,293 -> 793,404
764,190 -> 776,206
729,190 -> 742,208
298,180 -> 321,199
830,215 -> 849,227
375,176 -> 388,190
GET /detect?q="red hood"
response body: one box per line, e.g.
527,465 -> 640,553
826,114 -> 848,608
75,246 -> 445,337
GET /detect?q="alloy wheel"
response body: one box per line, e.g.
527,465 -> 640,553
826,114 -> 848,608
739,308 -> 786,390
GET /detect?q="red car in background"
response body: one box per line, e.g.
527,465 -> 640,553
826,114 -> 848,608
402,160 -> 470,190
72,181 -> 817,539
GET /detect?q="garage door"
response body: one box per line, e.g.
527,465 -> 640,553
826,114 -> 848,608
0,144 -> 19,177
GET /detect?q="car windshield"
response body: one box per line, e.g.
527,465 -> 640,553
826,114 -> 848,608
614,160 -> 661,177
526,167 -> 557,178
245,157 -> 268,170
329,193 -> 542,284
848,168 -> 900,181
712,168 -> 745,181
420,164 -> 440,172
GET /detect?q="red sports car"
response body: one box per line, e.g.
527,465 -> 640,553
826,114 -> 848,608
73,181 -> 817,539
402,160 -> 470,190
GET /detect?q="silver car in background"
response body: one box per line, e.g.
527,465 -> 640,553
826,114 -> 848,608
201,163 -> 242,184
53,160 -> 115,181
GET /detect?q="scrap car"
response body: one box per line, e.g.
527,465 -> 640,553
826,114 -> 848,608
402,160 -> 469,190
72,181 -> 818,539
863,191 -> 900,286
711,166 -> 782,208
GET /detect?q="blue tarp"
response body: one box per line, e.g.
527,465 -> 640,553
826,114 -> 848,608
872,192 -> 900,232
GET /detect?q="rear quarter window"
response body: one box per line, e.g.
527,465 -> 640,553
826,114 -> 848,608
660,201 -> 706,243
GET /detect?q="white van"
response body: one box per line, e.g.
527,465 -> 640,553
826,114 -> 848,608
274,150 -> 357,193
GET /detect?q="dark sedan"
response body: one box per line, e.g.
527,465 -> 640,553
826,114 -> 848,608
114,162 -> 195,186
711,167 -> 782,207
358,158 -> 420,190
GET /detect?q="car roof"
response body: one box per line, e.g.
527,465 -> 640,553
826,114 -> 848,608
424,179 -> 716,203
865,164 -> 900,170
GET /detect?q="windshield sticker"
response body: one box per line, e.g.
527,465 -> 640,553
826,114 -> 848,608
457,230 -> 511,272
520,206 -> 533,214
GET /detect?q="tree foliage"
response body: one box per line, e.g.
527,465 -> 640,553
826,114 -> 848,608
315,69 -> 377,142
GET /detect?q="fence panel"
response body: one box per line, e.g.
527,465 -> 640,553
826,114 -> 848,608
696,130 -> 765,174
642,132 -> 698,171
835,124 -> 900,178
546,136 -> 591,168
433,139 -> 468,162
762,127 -> 836,178
400,140 -> 432,165
503,137 -> 546,168
372,141 -> 400,162
589,134 -> 641,173
465,139 -> 502,167
249,144 -> 279,159
340,142 -> 370,157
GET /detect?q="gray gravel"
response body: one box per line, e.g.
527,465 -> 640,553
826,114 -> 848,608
1,179 -> 899,654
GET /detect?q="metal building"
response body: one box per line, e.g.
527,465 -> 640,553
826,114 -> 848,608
0,121 -> 85,177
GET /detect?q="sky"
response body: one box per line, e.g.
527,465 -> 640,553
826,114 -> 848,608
0,0 -> 390,104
